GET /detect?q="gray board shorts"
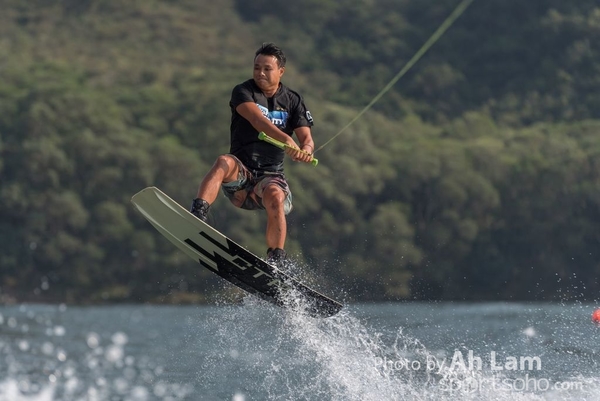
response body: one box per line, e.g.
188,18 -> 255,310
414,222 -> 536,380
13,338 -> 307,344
221,154 -> 293,215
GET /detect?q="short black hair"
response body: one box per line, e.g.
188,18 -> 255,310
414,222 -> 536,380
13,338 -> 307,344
255,42 -> 286,68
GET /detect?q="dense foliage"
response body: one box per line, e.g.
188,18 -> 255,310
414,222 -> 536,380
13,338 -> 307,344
1,0 -> 599,303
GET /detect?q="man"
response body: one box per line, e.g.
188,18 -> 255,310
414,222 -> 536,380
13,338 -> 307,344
190,43 -> 315,266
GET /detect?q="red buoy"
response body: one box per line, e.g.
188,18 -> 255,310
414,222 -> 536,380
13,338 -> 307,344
592,309 -> 600,324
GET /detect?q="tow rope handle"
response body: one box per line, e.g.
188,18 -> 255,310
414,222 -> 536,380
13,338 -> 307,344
258,132 -> 319,166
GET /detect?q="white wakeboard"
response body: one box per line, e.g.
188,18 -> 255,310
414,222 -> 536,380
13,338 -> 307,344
131,186 -> 342,318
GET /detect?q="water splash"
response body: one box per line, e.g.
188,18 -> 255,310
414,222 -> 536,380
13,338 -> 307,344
1,287 -> 600,400
202,264 -> 600,401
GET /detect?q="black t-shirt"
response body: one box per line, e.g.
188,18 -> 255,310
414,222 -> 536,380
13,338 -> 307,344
229,79 -> 313,172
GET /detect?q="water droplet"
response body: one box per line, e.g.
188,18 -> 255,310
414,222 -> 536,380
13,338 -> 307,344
111,332 -> 128,346
53,326 -> 66,336
41,342 -> 54,355
131,386 -> 149,400
87,332 -> 101,349
153,382 -> 168,397
232,392 -> 246,401
106,345 -> 124,362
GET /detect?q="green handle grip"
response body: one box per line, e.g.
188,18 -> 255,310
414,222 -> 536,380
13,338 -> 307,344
258,132 -> 318,166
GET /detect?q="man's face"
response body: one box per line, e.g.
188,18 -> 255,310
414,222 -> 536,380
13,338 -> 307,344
253,54 -> 284,92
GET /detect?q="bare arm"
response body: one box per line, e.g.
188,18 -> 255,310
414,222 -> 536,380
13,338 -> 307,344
292,126 -> 315,163
236,102 -> 298,149
236,101 -> 315,163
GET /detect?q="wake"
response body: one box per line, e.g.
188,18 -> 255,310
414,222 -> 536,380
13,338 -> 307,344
206,261 -> 600,401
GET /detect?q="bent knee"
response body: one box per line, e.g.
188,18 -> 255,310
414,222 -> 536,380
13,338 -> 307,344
213,155 -> 239,181
262,185 -> 286,210
214,155 -> 237,170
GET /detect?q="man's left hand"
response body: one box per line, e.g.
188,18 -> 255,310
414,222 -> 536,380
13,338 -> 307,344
285,146 -> 314,163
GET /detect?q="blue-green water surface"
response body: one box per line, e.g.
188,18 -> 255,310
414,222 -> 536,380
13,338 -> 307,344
0,301 -> 598,400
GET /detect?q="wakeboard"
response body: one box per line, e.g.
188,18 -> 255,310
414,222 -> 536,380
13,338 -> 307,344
131,186 -> 342,318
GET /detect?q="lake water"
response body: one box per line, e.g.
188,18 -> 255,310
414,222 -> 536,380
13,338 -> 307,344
0,298 -> 599,400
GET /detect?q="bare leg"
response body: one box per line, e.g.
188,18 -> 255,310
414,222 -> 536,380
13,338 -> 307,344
262,185 -> 287,250
196,155 -> 240,204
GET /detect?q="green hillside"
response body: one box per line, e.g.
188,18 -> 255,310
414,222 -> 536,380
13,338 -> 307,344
1,0 -> 599,304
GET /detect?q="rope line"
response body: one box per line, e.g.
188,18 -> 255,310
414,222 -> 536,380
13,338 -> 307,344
315,0 -> 475,153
